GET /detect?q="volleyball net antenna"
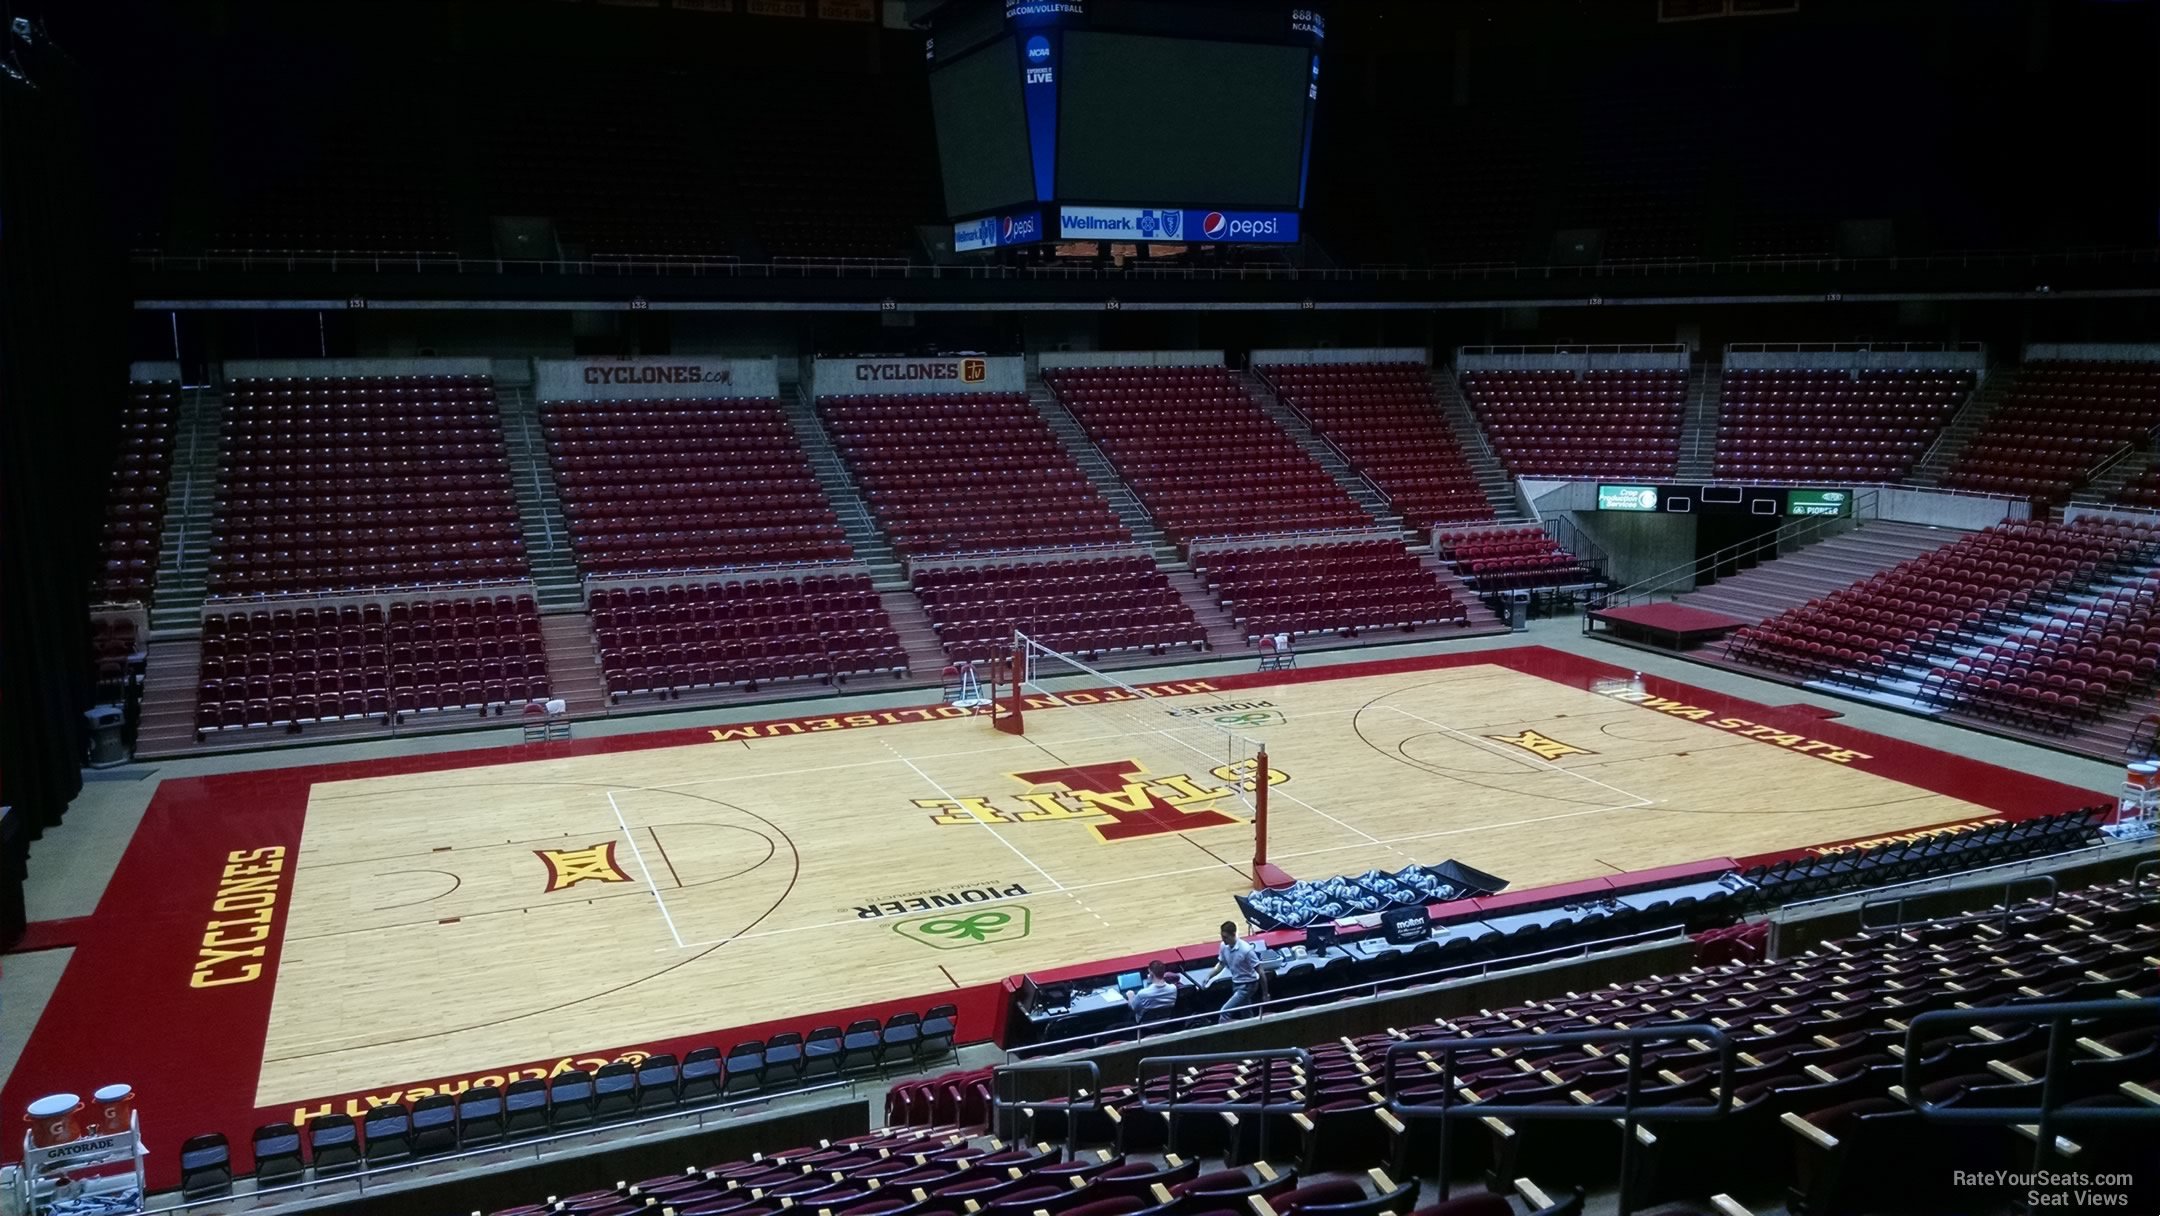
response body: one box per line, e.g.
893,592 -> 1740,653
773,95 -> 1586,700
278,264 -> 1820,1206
992,630 -> 1293,888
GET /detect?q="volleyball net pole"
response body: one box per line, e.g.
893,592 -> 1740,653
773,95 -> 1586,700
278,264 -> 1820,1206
999,628 -> 1290,889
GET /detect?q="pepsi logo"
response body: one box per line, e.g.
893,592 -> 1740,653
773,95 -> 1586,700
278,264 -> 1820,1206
1201,212 -> 1227,239
1025,36 -> 1050,62
1000,216 -> 1016,239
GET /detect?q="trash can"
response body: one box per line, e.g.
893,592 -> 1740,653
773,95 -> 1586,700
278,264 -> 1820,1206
84,705 -> 128,768
1507,591 -> 1531,633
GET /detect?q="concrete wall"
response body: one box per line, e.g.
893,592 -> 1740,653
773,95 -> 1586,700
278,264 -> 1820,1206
1457,346 -> 1689,372
1871,485 -> 2027,528
223,357 -> 495,379
2024,342 -> 2160,363
1724,347 -> 1987,372
1250,347 -> 1428,367
808,355 -> 1025,397
534,356 -> 779,400
128,361 -> 182,382
1037,350 -> 1226,369
1566,510 -> 1700,590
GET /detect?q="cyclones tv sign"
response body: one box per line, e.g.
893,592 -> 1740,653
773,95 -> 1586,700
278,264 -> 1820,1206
534,357 -> 777,400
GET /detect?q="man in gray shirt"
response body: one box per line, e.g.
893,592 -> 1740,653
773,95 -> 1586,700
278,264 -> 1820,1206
1202,920 -> 1265,1022
1127,960 -> 1180,1024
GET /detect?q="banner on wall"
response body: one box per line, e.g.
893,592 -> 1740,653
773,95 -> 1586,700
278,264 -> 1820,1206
954,208 -> 1045,253
810,355 -> 1025,397
1058,206 -> 1300,244
534,357 -> 778,400
817,0 -> 874,19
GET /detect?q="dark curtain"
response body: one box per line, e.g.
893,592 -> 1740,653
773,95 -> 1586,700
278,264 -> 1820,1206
0,8 -> 127,946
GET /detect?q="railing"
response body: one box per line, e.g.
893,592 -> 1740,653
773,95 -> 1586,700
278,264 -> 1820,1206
579,560 -> 870,600
143,1078 -> 857,1214
905,542 -> 1154,573
201,580 -> 538,615
2125,713 -> 2160,762
1186,527 -> 1406,557
509,393 -> 560,555
1542,515 -> 1610,581
1857,871 -> 2057,933
1900,998 -> 2160,1170
1592,487 -> 1881,612
988,1061 -> 1100,1154
1383,1024 -> 1734,1216
131,244 -> 2160,283
1134,1048 -> 1309,1162
1005,925 -> 1685,1060
1911,378 -> 1995,478
1459,343 -> 1690,357
1727,340 -> 1987,354
1247,367 -> 1392,508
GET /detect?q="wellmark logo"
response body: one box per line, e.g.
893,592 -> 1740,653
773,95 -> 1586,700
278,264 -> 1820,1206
1488,730 -> 1593,761
536,842 -> 634,892
893,905 -> 1033,950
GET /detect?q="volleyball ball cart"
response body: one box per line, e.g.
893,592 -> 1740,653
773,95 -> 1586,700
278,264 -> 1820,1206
7,1088 -> 147,1215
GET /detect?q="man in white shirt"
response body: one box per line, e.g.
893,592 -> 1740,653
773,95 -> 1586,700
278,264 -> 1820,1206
1126,960 -> 1179,1024
1202,920 -> 1265,1022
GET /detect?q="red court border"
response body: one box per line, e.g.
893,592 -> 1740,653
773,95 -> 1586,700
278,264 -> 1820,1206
2,646 -> 2106,1186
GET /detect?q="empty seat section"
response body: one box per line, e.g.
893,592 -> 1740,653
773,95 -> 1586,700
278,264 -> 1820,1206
1727,518 -> 2160,732
194,591 -> 549,734
208,375 -> 527,596
1191,540 -> 1466,640
97,380 -> 180,601
544,397 -> 850,574
1714,368 -> 1973,482
1043,366 -> 1372,545
1942,361 -> 2160,504
1436,526 -> 1602,593
818,393 -> 1130,557
913,555 -> 1203,665
588,572 -> 906,699
1259,362 -> 1492,530
1459,368 -> 1685,479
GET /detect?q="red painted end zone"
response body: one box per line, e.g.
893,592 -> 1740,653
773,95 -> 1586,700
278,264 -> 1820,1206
1,646 -> 2107,1189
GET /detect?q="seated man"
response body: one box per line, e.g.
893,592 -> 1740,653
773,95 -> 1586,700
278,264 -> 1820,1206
1126,960 -> 1181,1025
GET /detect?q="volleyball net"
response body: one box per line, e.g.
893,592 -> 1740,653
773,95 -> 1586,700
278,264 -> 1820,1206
989,630 -> 1291,886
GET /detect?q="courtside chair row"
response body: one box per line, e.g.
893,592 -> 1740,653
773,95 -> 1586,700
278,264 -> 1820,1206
175,1006 -> 955,1200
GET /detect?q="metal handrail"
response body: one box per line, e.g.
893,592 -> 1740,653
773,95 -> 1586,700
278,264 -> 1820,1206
989,1061 -> 1100,1154
1857,872 -> 2057,933
1595,487 -> 1881,610
1006,925 -> 1686,1060
1384,1024 -> 1733,1216
140,1077 -> 857,1214
132,245 -> 2160,282
1900,998 -> 2160,1170
1248,367 -> 1392,508
1135,1048 -> 1310,1162
511,393 -> 560,555
1727,340 -> 1987,355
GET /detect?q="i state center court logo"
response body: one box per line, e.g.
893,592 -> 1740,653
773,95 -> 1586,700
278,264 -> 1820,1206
912,757 -> 1286,844
535,842 -> 634,891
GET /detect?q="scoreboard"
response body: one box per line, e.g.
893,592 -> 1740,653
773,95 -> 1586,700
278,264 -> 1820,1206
931,0 -> 1324,251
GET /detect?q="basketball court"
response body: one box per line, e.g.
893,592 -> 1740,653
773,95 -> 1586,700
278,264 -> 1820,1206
2,646 -> 2105,1178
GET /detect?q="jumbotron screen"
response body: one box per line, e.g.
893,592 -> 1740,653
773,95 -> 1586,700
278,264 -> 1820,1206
929,37 -> 1036,220
1055,32 -> 1310,208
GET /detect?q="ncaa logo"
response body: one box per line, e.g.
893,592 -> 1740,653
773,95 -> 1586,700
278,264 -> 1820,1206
1201,212 -> 1228,239
1025,36 -> 1050,62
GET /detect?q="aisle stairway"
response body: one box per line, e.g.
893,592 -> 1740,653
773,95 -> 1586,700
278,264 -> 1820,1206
1238,369 -> 1404,541
1677,520 -> 1966,624
539,614 -> 606,714
1677,363 -> 1720,480
788,385 -> 907,590
500,387 -> 584,613
1910,373 -> 2013,487
1428,369 -> 1529,525
1028,377 -> 1180,565
148,387 -> 223,635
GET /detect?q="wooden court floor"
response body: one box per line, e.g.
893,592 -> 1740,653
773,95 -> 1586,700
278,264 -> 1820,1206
249,650 -> 2063,1108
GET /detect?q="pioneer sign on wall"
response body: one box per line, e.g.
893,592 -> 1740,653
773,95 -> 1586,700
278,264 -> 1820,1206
534,357 -> 778,400
808,355 -> 1024,398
